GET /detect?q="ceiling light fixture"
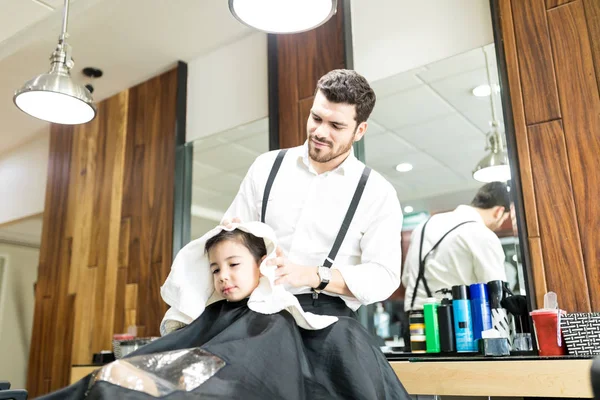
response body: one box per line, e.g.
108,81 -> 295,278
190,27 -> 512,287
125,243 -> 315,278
404,206 -> 414,213
472,47 -> 511,183
228,0 -> 337,34
395,163 -> 413,173
14,0 -> 96,125
472,84 -> 491,97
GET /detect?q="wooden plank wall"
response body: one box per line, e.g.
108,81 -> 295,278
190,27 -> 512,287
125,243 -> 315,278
27,67 -> 180,397
271,2 -> 346,148
497,0 -> 600,312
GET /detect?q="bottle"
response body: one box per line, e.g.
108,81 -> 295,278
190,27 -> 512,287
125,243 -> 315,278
470,283 -> 492,341
436,288 -> 455,353
452,285 -> 476,352
408,310 -> 427,353
423,298 -> 440,353
374,302 -> 390,339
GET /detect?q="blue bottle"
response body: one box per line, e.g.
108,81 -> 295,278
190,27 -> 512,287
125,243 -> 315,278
452,285 -> 476,352
470,283 -> 492,341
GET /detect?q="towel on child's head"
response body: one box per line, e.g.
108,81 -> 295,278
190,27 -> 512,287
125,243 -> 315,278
159,221 -> 338,335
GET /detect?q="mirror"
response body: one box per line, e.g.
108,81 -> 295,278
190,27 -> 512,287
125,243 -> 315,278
356,44 -> 527,345
189,118 -> 269,240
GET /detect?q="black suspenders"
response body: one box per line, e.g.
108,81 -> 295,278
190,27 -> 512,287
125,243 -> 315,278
409,218 -> 476,310
261,149 -> 288,223
261,149 -> 371,270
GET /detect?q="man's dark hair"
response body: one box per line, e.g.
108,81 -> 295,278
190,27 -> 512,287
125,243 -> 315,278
315,69 -> 376,125
471,182 -> 511,211
205,229 -> 267,263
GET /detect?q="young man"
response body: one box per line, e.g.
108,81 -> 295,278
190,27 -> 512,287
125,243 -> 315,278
223,69 -> 403,317
402,182 -> 511,312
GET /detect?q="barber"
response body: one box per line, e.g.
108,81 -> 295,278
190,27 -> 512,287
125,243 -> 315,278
402,182 -> 510,313
222,69 -> 403,318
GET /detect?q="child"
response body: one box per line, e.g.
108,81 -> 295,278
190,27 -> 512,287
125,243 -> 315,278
206,229 -> 266,302
39,222 -> 409,399
160,222 -> 337,335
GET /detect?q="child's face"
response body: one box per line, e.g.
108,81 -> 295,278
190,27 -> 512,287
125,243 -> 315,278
208,239 -> 262,302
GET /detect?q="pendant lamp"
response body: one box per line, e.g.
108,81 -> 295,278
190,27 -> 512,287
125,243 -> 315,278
472,47 -> 511,183
14,0 -> 96,125
228,0 -> 337,34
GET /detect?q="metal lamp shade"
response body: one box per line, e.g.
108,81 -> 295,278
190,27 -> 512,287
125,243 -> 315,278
228,0 -> 337,34
472,150 -> 511,183
14,71 -> 96,125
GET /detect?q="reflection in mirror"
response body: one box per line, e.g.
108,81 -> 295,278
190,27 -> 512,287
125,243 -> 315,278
360,44 -> 526,349
190,118 -> 269,240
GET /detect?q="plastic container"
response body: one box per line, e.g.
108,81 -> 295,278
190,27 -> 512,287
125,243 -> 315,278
408,310 -> 427,353
530,309 -> 567,356
487,280 -> 512,347
437,298 -> 455,352
470,283 -> 492,341
374,302 -> 390,339
452,285 -> 476,352
423,298 -> 440,353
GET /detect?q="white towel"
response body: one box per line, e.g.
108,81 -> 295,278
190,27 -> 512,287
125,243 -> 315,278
160,221 -> 338,335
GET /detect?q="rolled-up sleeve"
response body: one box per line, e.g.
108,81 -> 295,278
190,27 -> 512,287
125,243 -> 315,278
335,186 -> 403,305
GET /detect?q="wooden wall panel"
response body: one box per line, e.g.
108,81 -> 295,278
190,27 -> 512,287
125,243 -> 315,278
27,66 -> 181,397
583,0 -> 600,94
273,2 -> 347,148
546,0 -> 575,9
548,2 -> 600,310
498,0 -> 600,312
527,121 -> 589,311
528,237 -> 547,309
511,0 -> 562,124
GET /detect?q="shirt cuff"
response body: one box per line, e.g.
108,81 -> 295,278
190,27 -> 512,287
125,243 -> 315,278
332,263 -> 399,305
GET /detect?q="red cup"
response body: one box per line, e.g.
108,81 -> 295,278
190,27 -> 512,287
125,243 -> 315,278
530,309 -> 567,356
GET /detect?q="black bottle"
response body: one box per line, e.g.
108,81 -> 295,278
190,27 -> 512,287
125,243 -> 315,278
436,288 -> 455,353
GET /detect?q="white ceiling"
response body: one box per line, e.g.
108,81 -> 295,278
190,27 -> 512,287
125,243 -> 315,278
189,44 -> 507,238
366,44 -> 505,213
190,118 -> 269,237
0,0 -> 252,156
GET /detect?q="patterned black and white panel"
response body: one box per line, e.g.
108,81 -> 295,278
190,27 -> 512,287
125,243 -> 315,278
561,313 -> 600,355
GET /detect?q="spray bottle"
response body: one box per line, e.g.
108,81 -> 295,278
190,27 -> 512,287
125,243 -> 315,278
452,285 -> 476,352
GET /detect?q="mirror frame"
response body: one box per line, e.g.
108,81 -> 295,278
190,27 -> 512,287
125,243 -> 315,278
490,0 -> 537,313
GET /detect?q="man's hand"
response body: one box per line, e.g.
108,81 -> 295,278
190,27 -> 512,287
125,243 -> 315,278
220,217 -> 241,228
268,246 -> 320,288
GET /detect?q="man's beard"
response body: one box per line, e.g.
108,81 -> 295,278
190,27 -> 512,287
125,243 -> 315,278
308,134 -> 355,164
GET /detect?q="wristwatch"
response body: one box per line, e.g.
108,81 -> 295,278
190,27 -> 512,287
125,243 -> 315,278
314,266 -> 331,291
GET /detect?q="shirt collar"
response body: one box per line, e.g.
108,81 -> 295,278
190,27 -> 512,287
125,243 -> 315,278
299,140 -> 361,176
454,205 -> 484,224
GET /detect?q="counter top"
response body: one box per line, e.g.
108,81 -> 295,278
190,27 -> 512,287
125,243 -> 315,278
72,357 -> 595,397
391,358 -> 593,398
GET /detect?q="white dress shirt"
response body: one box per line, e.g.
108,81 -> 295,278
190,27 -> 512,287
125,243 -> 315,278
224,142 -> 403,311
402,205 -> 507,311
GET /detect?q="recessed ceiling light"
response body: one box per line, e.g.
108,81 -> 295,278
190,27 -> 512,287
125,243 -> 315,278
472,84 -> 491,97
395,163 -> 413,172
404,206 -> 414,213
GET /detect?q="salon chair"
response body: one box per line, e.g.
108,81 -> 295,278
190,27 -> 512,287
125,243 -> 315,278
592,357 -> 600,400
0,381 -> 27,400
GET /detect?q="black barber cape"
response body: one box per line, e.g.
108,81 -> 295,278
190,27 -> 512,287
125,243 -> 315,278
38,299 -> 410,399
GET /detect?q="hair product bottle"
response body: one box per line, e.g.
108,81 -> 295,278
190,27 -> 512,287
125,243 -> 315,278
409,310 -> 427,353
423,298 -> 440,353
470,283 -> 492,341
452,285 -> 476,352
437,289 -> 456,353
